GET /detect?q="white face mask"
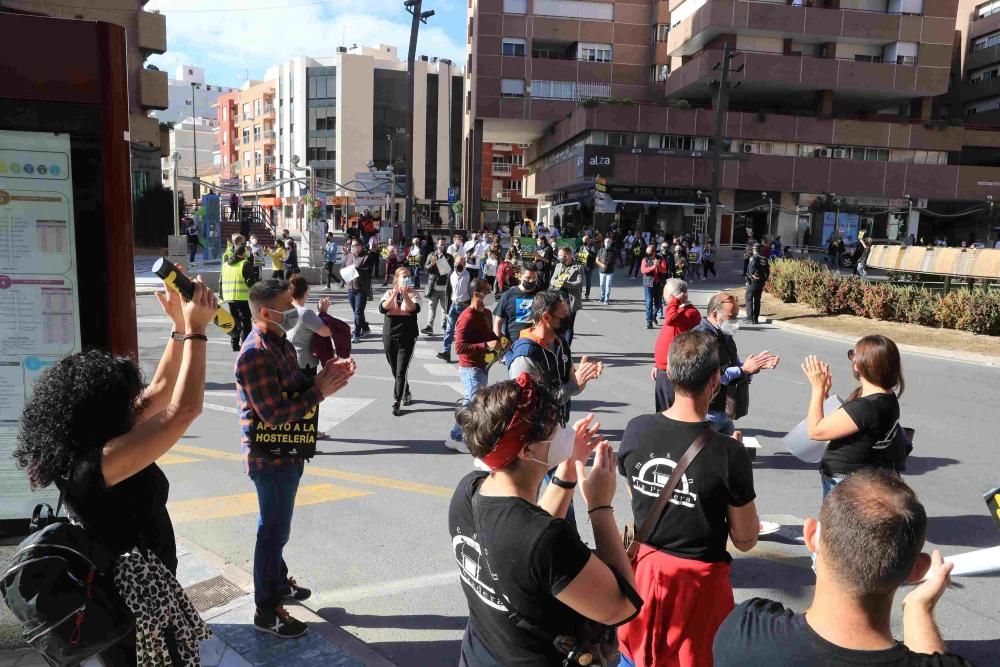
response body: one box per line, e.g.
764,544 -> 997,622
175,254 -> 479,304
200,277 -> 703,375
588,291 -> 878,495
720,318 -> 740,336
527,424 -> 575,468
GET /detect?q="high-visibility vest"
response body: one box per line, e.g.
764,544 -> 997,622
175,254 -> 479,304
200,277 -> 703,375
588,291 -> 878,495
221,260 -> 250,302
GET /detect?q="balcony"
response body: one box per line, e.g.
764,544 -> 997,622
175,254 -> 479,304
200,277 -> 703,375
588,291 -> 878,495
139,68 -> 168,110
262,130 -> 276,144
493,143 -> 513,151
138,10 -> 166,54
492,163 -> 513,175
262,105 -> 275,119
230,163 -> 241,175
264,155 -> 276,165
961,75 -> 1000,101
966,43 -> 1000,72
664,48 -> 948,103
242,113 -> 255,121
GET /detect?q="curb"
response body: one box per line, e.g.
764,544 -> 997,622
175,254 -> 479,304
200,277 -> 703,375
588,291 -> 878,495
766,318 -> 1000,367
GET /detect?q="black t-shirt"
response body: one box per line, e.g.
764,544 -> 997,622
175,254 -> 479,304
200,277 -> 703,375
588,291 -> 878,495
535,246 -> 553,273
617,414 -> 755,563
378,294 -> 421,341
821,393 -> 900,476
496,287 -> 538,341
714,599 -> 975,667
57,448 -> 177,573
449,472 -> 593,666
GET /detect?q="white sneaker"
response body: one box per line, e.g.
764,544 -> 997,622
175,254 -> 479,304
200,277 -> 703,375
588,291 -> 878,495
444,439 -> 470,454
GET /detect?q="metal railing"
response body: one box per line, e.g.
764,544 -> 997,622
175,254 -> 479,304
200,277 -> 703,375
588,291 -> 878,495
492,163 -> 513,175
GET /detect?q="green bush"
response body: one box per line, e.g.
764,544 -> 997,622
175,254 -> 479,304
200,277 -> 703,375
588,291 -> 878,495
764,258 -> 1000,336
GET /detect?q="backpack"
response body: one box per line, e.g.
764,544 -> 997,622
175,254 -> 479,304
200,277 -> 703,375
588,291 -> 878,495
1,504 -> 134,665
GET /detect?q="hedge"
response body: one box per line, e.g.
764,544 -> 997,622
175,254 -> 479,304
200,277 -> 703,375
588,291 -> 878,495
764,259 -> 1000,336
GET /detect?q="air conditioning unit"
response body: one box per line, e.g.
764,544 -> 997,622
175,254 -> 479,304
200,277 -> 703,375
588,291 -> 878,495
832,149 -> 849,159
741,143 -> 755,154
815,148 -> 833,158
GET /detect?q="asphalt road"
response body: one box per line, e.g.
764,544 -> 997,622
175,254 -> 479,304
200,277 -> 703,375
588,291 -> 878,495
139,252 -> 1000,666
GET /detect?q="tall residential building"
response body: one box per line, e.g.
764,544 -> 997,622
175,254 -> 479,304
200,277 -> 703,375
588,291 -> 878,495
153,64 -> 236,126
468,0 -> 1000,245
161,117 -> 220,201
482,142 -> 538,225
3,0 -> 168,201
270,45 -> 463,229
214,81 -> 277,206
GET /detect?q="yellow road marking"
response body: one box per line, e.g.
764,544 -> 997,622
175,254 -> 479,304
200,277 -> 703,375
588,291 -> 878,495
159,453 -> 201,465
171,444 -> 453,498
168,484 -> 371,523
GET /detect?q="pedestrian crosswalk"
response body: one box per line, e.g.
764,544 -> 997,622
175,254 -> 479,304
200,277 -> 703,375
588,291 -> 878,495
169,484 -> 371,523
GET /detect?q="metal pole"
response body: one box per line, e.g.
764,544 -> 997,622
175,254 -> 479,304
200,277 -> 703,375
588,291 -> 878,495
388,132 -> 395,227
191,83 -> 198,200
171,160 -> 180,237
769,197 -> 773,237
404,0 -> 422,241
708,43 -> 735,245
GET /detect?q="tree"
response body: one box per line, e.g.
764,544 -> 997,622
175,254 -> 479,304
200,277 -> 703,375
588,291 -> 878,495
133,185 -> 176,247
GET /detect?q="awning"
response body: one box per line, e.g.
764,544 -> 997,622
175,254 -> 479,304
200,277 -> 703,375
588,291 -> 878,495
614,200 -> 702,207
258,197 -> 282,207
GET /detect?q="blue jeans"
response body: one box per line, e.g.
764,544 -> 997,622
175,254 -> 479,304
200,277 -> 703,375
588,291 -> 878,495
707,410 -> 736,435
599,272 -> 613,302
442,302 -> 468,353
347,288 -> 368,336
644,285 -> 657,323
450,366 -> 488,441
250,461 -> 304,608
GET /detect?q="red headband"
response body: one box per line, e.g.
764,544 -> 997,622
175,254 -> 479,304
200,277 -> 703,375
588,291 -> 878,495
481,373 -> 537,470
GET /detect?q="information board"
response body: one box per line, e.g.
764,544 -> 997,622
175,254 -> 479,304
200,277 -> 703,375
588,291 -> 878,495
0,131 -> 79,519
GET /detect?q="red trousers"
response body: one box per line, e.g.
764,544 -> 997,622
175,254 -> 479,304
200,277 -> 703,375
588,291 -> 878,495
618,545 -> 734,667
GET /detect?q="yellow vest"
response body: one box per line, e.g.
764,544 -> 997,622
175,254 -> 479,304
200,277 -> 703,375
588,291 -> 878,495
221,260 -> 250,302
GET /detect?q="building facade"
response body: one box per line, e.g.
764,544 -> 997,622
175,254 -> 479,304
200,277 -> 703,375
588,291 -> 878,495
214,81 -> 277,206
270,45 -> 463,229
467,0 -> 1000,245
154,64 -> 236,126
161,117 -> 220,201
482,141 -> 539,225
3,0 -> 169,201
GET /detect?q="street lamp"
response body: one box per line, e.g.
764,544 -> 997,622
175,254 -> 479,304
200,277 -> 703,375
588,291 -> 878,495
762,191 -> 773,237
495,191 -> 509,227
170,151 -> 181,236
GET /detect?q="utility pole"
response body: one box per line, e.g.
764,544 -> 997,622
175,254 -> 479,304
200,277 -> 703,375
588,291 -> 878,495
191,82 -> 199,200
708,43 -> 741,244
403,0 -> 434,239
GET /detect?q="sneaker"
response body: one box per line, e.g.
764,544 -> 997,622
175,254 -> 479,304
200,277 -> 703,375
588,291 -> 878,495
254,606 -> 308,639
445,438 -> 470,454
646,322 -> 653,329
436,351 -> 451,363
392,402 -> 401,416
281,577 -> 312,602
361,326 -> 372,337
351,335 -> 361,344
421,325 -> 433,335
403,391 -> 413,406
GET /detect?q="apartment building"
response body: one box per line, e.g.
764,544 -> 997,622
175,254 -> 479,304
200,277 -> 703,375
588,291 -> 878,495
3,0 -> 169,201
483,142 -> 539,224
154,64 -> 236,126
270,45 -> 463,228
468,0 -> 1000,244
215,81 -> 277,206
161,117 -> 219,201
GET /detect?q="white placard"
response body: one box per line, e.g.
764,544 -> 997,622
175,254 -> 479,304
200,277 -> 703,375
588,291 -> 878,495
340,264 -> 359,283
436,256 -> 451,275
0,131 -> 80,521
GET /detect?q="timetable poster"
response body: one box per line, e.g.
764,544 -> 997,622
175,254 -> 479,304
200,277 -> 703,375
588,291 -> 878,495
0,130 -> 80,521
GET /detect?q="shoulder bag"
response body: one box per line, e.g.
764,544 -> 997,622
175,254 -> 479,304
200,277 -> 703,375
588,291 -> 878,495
471,484 -> 619,666
622,429 -> 714,563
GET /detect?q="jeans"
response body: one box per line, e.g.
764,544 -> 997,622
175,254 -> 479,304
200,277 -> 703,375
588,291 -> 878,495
583,267 -> 594,297
442,302 -> 468,353
426,289 -> 447,330
450,366 -> 488,441
707,410 -> 736,435
188,243 -> 198,264
347,288 -> 368,336
821,472 -> 846,498
644,285 -> 657,323
250,461 -> 304,608
599,272 -> 614,302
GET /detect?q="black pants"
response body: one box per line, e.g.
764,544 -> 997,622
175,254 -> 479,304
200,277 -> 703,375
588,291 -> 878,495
384,335 -> 416,403
325,261 -> 344,287
229,300 -> 253,347
703,261 -> 717,278
629,255 -> 641,277
655,369 -> 676,412
745,282 -> 764,323
272,269 -> 284,280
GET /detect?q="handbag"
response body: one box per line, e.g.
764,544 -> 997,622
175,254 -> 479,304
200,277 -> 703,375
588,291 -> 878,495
725,380 -> 750,421
1,499 -> 134,666
622,429 -> 713,563
471,484 -> 619,667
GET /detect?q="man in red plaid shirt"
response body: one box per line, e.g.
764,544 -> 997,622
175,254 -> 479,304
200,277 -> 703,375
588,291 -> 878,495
236,279 -> 355,638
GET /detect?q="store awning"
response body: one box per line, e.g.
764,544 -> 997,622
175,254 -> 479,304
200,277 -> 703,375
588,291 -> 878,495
614,200 -> 702,207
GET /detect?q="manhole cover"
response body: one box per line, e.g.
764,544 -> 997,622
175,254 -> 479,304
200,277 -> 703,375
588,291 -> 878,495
184,575 -> 245,613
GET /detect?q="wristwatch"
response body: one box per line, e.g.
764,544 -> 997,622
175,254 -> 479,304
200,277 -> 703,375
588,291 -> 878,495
550,475 -> 577,490
171,331 -> 208,343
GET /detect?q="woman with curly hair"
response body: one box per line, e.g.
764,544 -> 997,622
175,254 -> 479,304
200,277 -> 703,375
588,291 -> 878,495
13,276 -> 217,665
448,375 -> 643,665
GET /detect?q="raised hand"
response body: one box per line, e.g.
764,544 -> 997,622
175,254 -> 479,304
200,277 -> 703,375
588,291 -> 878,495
577,442 -> 617,510
801,355 -> 831,391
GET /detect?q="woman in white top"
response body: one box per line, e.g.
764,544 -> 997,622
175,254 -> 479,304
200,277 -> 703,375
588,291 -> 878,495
482,249 -> 499,289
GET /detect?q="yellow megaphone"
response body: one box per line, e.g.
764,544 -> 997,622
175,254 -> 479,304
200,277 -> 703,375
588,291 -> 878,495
152,257 -> 236,334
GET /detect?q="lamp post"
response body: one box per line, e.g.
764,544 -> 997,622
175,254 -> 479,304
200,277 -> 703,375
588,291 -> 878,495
170,151 -> 181,237
495,191 -> 508,227
762,191 -> 773,237
190,82 -> 199,200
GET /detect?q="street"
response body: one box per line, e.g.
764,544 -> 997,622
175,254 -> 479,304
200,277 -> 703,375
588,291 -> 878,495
141,254 -> 1000,666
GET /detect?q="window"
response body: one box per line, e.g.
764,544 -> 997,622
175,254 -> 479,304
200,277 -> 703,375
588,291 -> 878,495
510,154 -> 524,166
533,0 -> 613,20
504,179 -> 522,192
651,64 -> 670,82
243,151 -> 251,167
502,38 -> 527,56
254,99 -> 261,115
973,31 -> 1000,50
307,136 -> 337,161
655,24 -> 670,42
253,124 -> 261,141
242,102 -> 250,119
501,78 -> 525,97
242,128 -> 250,144
978,0 -> 1000,18
254,151 -> 262,166
579,43 -> 612,62
503,0 -> 527,13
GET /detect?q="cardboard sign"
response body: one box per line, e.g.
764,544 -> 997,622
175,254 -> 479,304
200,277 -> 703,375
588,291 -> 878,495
249,397 -> 318,459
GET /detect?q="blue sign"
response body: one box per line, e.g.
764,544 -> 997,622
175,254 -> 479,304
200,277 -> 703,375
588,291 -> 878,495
448,187 -> 458,203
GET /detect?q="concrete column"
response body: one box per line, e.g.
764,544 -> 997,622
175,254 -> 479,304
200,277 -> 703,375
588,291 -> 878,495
776,191 -> 798,242
907,209 -> 920,239
917,97 -> 933,122
716,189 -> 735,245
816,90 -> 834,117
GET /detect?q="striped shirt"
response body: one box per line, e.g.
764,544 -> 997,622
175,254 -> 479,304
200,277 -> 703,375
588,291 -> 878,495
235,322 -> 322,474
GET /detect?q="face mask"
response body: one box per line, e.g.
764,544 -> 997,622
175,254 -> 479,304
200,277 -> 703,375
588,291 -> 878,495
604,241 -> 612,248
521,280 -> 537,292
455,264 -> 465,272
270,307 -> 299,333
527,424 -> 575,468
401,277 -> 414,288
720,319 -> 740,336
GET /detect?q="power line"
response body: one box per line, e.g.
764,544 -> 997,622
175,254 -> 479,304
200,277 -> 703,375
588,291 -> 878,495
4,0 -> 344,13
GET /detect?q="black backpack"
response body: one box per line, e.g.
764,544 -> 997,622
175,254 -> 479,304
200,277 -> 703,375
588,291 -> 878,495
1,503 -> 133,666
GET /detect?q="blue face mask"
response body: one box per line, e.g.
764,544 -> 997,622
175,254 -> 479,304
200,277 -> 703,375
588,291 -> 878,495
401,277 -> 414,288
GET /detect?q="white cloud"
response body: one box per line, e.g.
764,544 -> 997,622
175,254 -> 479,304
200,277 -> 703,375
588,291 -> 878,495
146,0 -> 466,86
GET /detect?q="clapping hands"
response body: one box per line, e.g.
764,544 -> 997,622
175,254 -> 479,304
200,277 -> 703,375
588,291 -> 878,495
802,355 -> 832,398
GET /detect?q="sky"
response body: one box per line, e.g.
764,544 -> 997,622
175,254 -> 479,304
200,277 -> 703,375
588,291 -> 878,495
146,0 -> 466,88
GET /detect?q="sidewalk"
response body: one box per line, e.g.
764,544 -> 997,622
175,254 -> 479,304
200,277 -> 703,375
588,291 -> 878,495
0,539 -> 393,667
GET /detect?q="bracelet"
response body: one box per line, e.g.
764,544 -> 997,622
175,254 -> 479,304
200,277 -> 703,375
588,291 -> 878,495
587,505 -> 614,515
550,475 -> 577,490
171,331 -> 208,342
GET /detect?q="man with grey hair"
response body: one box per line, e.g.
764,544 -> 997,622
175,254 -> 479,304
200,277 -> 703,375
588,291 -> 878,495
693,293 -> 779,434
651,278 -> 702,411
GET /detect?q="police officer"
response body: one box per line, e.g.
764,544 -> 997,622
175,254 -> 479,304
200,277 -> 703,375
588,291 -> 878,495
744,242 -> 769,325
220,244 -> 255,350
